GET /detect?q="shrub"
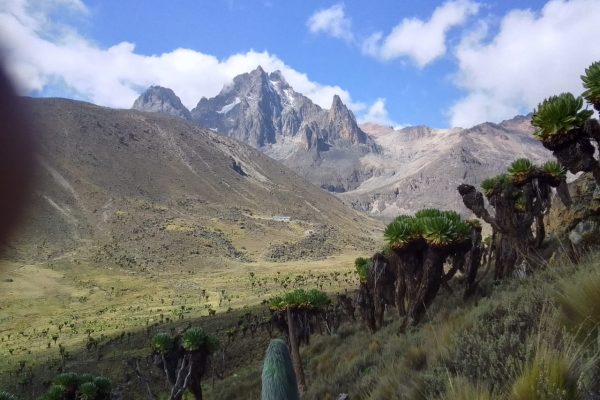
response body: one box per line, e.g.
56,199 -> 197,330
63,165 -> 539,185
444,289 -> 546,391
511,348 -> 580,400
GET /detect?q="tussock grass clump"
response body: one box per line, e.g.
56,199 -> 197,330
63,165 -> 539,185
438,376 -> 491,400
511,347 -> 582,400
402,346 -> 428,371
557,268 -> 600,341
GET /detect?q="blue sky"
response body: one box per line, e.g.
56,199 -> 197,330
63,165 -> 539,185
1,0 -> 599,128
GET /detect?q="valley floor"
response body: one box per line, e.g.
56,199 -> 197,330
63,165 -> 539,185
0,253 -> 363,398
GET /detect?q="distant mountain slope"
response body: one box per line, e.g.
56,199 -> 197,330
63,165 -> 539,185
341,116 -> 551,219
6,98 -> 380,268
133,66 -> 377,192
131,69 -> 550,220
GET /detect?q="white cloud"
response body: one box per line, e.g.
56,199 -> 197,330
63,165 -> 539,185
449,0 -> 600,127
358,98 -> 397,127
306,4 -> 353,42
0,0 -> 364,112
363,0 -> 479,67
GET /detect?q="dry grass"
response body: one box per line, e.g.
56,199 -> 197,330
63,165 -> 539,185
0,251 -> 363,376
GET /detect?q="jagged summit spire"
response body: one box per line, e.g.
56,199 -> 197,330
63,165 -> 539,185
250,65 -> 267,77
331,94 -> 344,110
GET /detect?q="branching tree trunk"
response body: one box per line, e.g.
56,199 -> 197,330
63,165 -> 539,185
151,328 -> 217,400
458,162 -> 570,280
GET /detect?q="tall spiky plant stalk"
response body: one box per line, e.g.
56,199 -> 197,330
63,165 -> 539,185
261,339 -> 300,400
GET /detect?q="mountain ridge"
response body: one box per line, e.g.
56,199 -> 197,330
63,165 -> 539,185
131,68 -> 551,219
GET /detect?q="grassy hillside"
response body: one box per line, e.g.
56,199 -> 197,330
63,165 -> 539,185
215,251 -> 600,399
6,98 -> 381,267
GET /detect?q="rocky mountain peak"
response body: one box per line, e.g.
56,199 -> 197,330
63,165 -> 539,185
132,86 -> 192,120
331,94 -> 344,109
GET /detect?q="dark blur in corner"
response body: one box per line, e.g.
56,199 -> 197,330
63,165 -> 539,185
0,60 -> 35,254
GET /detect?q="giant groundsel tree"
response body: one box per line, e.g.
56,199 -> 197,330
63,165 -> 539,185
459,159 -> 570,280
356,209 -> 482,332
532,92 -> 600,183
151,327 -> 218,400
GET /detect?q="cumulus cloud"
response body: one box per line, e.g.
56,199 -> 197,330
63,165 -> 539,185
306,4 -> 353,42
363,0 -> 479,67
449,0 -> 600,128
357,98 -> 398,127
0,0 -> 366,112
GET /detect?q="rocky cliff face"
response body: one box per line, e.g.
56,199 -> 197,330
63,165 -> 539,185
132,86 -> 191,120
134,66 -> 376,192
